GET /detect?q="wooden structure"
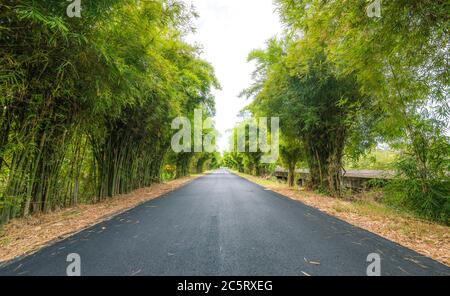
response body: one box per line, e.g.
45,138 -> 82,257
274,168 -> 394,191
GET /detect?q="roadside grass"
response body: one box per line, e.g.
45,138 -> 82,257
234,171 -> 450,266
0,174 -> 204,263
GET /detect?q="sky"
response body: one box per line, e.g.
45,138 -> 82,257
184,0 -> 282,152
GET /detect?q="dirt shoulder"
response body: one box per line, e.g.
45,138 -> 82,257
0,175 -> 203,263
235,172 -> 450,267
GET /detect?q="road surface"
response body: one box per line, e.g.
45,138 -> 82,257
0,170 -> 448,276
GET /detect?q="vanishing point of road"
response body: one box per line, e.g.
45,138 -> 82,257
0,170 -> 448,276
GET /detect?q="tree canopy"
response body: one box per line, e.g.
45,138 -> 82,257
0,0 -> 219,223
230,0 -> 449,223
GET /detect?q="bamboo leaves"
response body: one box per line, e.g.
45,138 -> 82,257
0,0 -> 218,223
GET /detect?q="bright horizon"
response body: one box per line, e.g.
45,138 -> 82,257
184,0 -> 282,153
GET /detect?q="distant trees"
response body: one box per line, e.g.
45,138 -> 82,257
0,0 -> 219,223
222,152 -> 245,173
241,38 -> 372,195
223,119 -> 275,177
279,137 -> 303,188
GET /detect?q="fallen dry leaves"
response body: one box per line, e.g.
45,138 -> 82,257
238,173 -> 450,267
0,176 -> 200,263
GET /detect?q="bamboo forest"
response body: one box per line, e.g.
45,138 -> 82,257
0,0 -> 449,278
0,0 -> 220,223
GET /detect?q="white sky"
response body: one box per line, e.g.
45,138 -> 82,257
184,0 -> 282,152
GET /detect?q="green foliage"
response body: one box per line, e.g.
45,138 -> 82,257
240,0 -> 449,221
345,149 -> 398,170
224,120 -> 275,176
222,152 -> 245,173
0,0 -> 218,223
279,136 -> 303,187
243,37 -> 371,196
385,120 -> 450,224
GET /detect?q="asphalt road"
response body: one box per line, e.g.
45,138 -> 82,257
0,170 -> 448,276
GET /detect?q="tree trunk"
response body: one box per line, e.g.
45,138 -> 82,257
288,163 -> 296,187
